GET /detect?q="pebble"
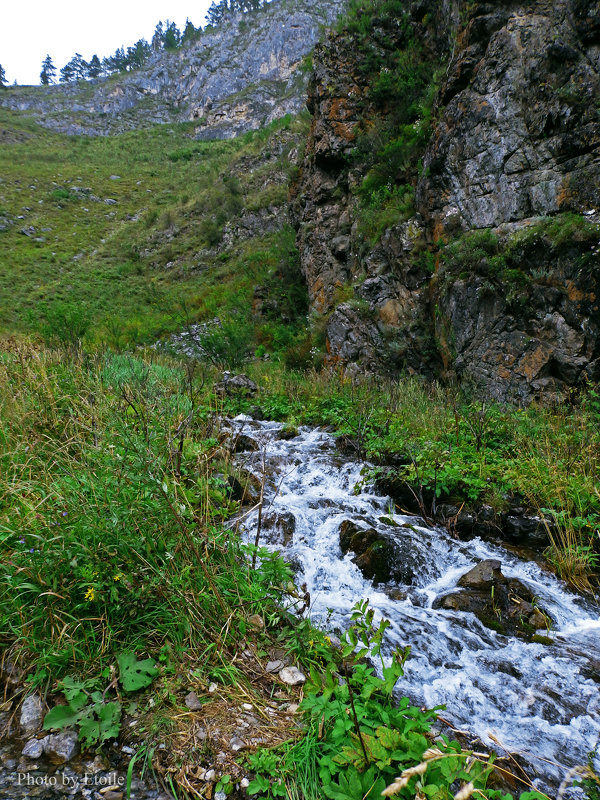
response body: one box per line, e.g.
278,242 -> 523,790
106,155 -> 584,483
215,792 -> 227,800
208,682 -> 218,693
279,666 -> 306,686
21,738 -> 44,758
265,659 -> 284,673
185,691 -> 203,710
204,769 -> 216,782
242,703 -> 253,711
230,736 -> 246,751
241,778 -> 250,789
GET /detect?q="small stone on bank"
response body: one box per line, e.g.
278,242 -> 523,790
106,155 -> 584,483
20,695 -> 43,734
265,659 -> 284,673
43,730 -> 80,763
279,666 -> 306,686
22,738 -> 44,758
185,691 -> 203,710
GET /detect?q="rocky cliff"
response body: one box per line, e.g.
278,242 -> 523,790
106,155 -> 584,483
0,0 -> 346,138
292,0 -> 600,402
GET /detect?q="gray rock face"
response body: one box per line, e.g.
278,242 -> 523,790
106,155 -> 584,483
0,0 -> 347,138
416,0 -> 600,232
293,0 -> 600,401
19,695 -> 43,735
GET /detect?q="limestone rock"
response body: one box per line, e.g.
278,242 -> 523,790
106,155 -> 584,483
215,373 -> 258,397
43,731 -> 80,763
19,695 -> 43,734
279,666 -> 306,685
21,738 -> 45,759
184,691 -> 203,711
0,0 -> 347,139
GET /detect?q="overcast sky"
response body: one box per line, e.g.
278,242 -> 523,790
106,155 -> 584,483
1,1 -> 213,85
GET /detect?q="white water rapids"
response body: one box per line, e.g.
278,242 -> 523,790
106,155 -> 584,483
232,417 -> 600,794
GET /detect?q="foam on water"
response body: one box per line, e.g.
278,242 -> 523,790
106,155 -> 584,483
232,417 -> 600,791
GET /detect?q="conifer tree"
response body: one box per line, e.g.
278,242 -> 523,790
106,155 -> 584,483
0,63 -> 6,87
40,54 -> 56,85
163,20 -> 181,50
87,54 -> 102,78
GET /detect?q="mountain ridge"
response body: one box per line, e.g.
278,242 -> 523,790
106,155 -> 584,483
0,0 -> 347,138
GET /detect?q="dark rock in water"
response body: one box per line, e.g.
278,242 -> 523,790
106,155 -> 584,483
277,425 -> 299,441
338,519 -> 421,585
435,560 -> 551,639
214,373 -> 258,397
232,433 -> 260,453
458,559 -> 503,590
249,406 -> 265,421
227,469 -> 262,505
262,511 -> 296,546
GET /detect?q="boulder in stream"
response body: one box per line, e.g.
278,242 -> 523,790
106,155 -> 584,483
261,511 -> 295,546
434,560 -> 551,639
338,519 -> 423,585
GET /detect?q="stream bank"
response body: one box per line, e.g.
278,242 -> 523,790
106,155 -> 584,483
230,415 -> 600,797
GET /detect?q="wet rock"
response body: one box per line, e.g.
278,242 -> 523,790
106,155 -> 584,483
232,433 -> 260,453
435,561 -> 551,639
338,519 -> 422,585
457,560 -> 503,590
184,691 -> 203,711
19,695 -> 43,734
261,511 -> 295,546
277,425 -> 299,440
227,469 -> 261,505
43,730 -> 80,763
279,667 -> 306,686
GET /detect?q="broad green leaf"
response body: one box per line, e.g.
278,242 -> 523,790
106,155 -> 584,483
117,652 -> 159,692
43,704 -> 80,730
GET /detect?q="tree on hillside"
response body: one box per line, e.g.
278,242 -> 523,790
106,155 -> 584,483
125,39 -> 151,71
40,54 -> 56,85
152,21 -> 165,51
163,20 -> 181,50
0,63 -> 6,87
181,18 -> 198,45
87,54 -> 102,78
60,53 -> 88,82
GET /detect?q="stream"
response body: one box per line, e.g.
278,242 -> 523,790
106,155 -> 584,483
232,416 -> 600,796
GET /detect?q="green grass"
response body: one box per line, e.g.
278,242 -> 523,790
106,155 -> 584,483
0,109 -> 307,348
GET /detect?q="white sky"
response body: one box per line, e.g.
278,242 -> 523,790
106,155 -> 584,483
1,1 -> 213,86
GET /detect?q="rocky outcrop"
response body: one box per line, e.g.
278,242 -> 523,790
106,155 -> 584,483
416,0 -> 600,233
338,518 -> 425,585
433,559 -> 551,639
0,0 -> 347,138
293,0 -> 600,401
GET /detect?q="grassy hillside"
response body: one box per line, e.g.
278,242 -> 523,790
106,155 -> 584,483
0,108 -> 308,352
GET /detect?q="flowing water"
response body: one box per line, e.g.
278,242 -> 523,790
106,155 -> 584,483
232,416 -> 600,795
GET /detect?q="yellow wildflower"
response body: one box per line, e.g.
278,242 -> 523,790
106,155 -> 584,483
84,587 -> 96,601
